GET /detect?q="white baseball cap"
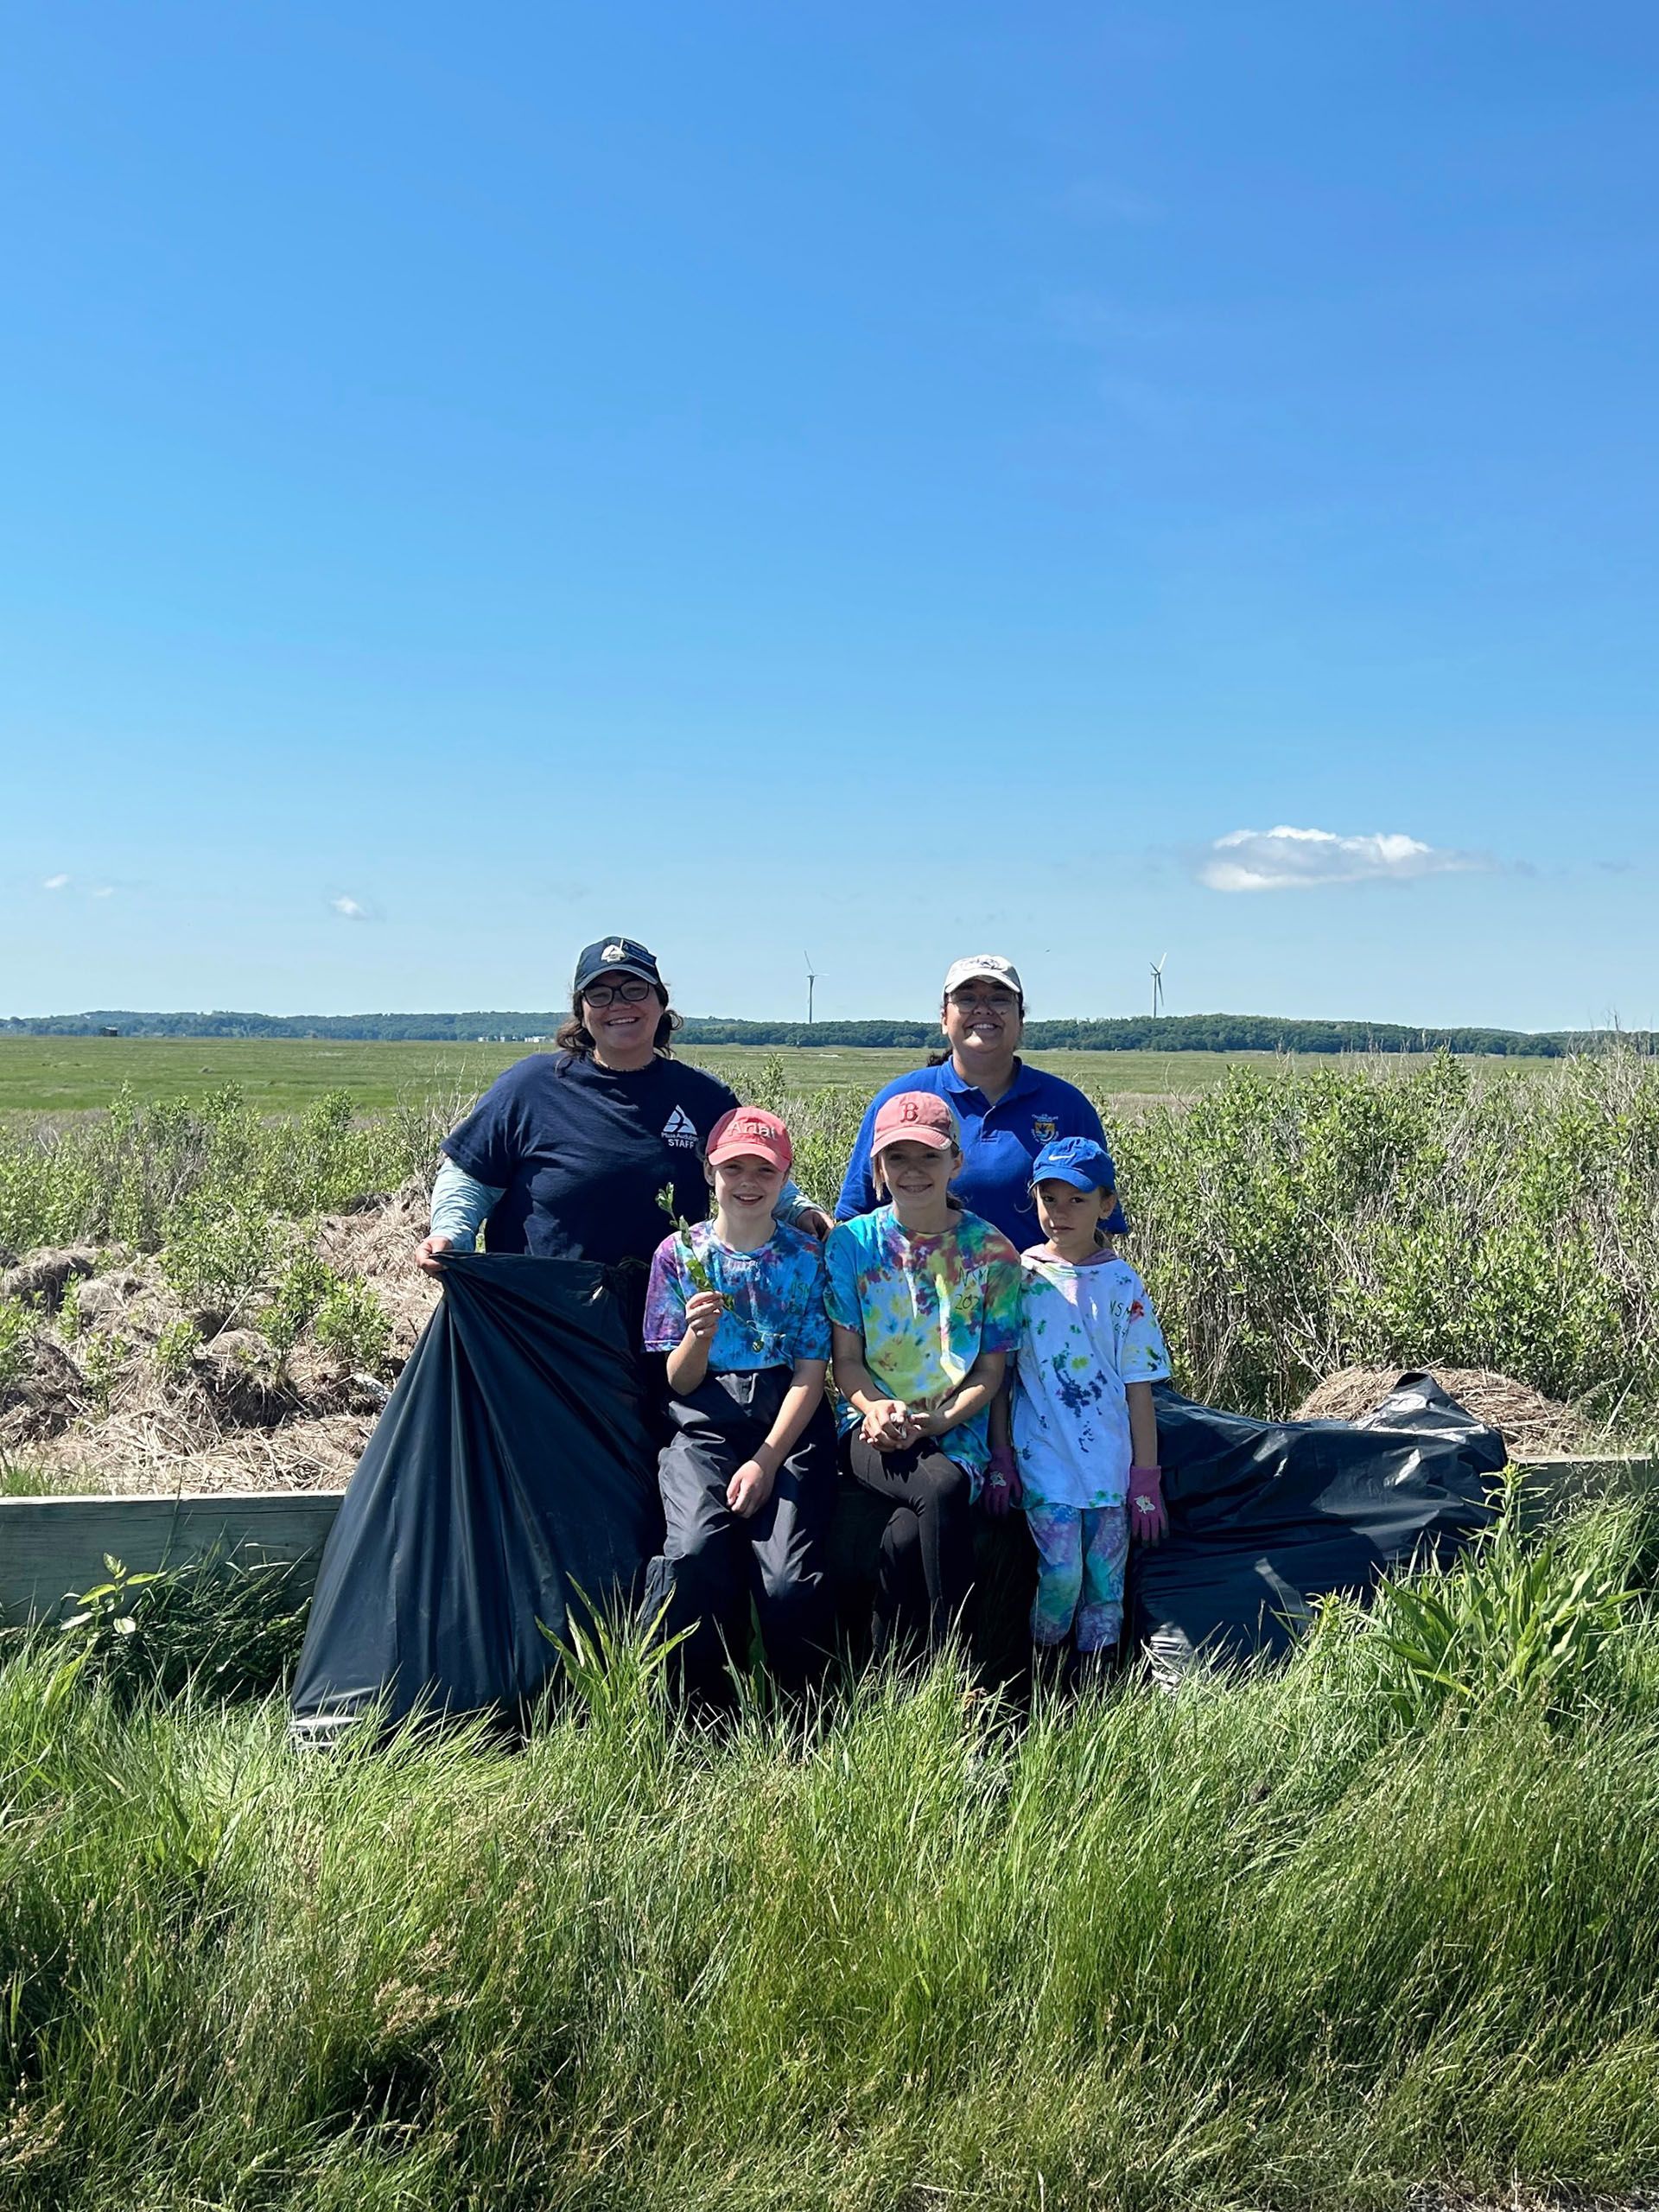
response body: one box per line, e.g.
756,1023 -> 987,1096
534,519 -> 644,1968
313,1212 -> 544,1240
942,953 -> 1023,998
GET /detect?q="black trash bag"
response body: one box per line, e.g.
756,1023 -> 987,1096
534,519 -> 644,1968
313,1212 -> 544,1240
1132,1372 -> 1506,1683
290,1254 -> 659,1743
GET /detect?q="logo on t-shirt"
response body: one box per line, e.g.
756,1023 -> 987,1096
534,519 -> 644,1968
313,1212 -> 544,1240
662,1105 -> 701,1148
1032,1116 -> 1058,1143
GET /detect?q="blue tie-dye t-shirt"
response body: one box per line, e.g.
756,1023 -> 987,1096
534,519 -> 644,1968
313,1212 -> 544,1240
643,1219 -> 831,1376
822,1205 -> 1021,1476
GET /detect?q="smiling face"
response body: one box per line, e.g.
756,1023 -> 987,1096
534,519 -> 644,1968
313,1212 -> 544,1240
874,1136 -> 961,1219
581,970 -> 664,1067
1034,1177 -> 1113,1259
940,976 -> 1024,1073
709,1151 -> 787,1217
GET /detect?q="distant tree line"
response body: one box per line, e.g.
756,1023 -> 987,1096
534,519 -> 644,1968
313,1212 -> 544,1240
2,1009 -> 1646,1057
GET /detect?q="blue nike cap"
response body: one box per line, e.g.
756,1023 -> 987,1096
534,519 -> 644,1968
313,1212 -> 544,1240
1031,1136 -> 1129,1234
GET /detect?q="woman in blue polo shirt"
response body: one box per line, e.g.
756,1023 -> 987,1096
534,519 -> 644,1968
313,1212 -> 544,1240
834,954 -> 1127,1253
416,935 -> 823,1278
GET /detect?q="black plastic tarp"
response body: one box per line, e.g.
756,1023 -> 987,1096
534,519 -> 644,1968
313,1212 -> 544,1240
293,1258 -> 1506,1731
289,1254 -> 658,1741
1132,1373 -> 1505,1681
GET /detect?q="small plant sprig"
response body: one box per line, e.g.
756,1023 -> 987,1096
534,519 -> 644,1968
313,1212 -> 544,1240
655,1185 -> 772,1357
656,1185 -> 721,1300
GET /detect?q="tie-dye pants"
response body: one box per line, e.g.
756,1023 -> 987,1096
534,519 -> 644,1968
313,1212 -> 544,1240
1026,1502 -> 1131,1653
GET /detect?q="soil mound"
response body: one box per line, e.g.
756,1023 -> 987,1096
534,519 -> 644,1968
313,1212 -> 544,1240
0,1333 -> 91,1446
1,1245 -> 99,1313
1,1185 -> 438,1497
1292,1366 -> 1583,1459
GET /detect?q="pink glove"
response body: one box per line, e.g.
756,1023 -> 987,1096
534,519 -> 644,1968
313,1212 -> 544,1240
1128,1465 -> 1166,1545
982,1444 -> 1021,1517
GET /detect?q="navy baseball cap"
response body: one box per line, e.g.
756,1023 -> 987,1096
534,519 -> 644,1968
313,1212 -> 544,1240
1031,1136 -> 1129,1234
573,936 -> 664,995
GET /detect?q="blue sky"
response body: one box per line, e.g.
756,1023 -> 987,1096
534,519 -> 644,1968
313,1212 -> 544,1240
3,2 -> 1656,1030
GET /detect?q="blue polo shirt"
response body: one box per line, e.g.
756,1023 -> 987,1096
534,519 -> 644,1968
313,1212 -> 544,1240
834,1059 -> 1127,1249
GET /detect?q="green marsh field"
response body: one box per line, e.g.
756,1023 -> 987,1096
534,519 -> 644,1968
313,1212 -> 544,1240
4,1046 -> 1659,2206
0,1033 -> 1554,1117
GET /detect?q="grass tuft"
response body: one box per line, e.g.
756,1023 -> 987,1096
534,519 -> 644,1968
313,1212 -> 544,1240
2,1500 -> 1658,2208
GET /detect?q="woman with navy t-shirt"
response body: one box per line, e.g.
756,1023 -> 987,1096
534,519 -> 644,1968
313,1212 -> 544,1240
416,937 -> 823,1277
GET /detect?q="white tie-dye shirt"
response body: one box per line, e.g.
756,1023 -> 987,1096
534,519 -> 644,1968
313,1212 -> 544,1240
1011,1249 -> 1171,1510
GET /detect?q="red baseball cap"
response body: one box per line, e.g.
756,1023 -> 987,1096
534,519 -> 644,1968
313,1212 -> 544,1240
870,1091 -> 960,1155
705,1106 -> 793,1173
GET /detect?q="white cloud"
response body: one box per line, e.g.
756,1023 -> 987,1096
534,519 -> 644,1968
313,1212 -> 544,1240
90,884 -> 115,899
331,894 -> 368,919
41,873 -> 70,891
1198,824 -> 1493,893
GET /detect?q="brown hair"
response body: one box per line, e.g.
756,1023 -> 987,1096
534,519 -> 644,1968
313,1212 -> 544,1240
555,985 -> 681,1059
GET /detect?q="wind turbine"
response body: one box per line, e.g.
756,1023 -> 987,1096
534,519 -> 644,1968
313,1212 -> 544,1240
1150,954 -> 1167,1020
804,950 -> 817,1027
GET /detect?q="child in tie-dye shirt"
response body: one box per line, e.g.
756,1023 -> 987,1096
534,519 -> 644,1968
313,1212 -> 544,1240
1009,1137 -> 1171,1661
823,1092 -> 1020,1655
642,1108 -> 836,1703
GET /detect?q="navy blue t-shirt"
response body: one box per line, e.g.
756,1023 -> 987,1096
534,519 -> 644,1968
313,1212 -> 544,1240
441,1052 -> 740,1267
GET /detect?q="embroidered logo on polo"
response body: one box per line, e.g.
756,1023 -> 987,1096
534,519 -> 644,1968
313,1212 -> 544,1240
1032,1116 -> 1058,1143
662,1106 -> 700,1147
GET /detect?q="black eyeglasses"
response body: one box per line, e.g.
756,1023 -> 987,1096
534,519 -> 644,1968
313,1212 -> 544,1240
947,988 -> 1019,1011
582,979 -> 656,1007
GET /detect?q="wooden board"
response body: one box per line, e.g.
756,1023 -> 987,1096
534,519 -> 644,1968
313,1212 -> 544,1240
0,1491 -> 346,1624
2,1455 -> 1654,1628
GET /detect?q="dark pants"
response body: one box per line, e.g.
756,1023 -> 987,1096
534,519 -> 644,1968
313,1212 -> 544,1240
839,1431 -> 974,1657
644,1367 -> 837,1703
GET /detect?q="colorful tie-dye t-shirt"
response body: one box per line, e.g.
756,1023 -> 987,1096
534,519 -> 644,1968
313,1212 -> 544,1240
1011,1249 -> 1171,1509
643,1220 -> 832,1376
822,1205 -> 1021,1476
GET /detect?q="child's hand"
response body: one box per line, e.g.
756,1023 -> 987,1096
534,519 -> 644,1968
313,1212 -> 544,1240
861,1398 -> 918,1451
727,1458 -> 775,1518
980,1444 -> 1020,1517
1128,1464 -> 1167,1544
682,1292 -> 724,1344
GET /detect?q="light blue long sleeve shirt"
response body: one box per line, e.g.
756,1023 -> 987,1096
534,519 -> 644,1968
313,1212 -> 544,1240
428,1155 -> 818,1250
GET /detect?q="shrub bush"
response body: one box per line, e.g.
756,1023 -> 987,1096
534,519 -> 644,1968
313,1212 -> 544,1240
312,1278 -> 394,1374
1113,1049 -> 1659,1418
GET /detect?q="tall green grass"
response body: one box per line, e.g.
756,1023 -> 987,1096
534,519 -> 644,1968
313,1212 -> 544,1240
3,1498 -> 1659,2210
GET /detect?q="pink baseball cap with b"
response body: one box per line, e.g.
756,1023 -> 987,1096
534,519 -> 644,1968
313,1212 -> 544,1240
705,1106 -> 793,1173
870,1091 -> 960,1155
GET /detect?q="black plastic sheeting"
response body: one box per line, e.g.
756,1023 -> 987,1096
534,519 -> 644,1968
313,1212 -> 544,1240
1132,1374 -> 1505,1683
289,1254 -> 658,1743
291,1253 -> 1507,1732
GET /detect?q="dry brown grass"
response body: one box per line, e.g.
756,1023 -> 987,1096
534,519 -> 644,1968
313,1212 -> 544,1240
3,1183 -> 438,1496
1294,1365 -> 1586,1459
